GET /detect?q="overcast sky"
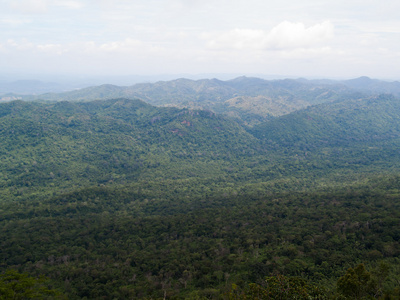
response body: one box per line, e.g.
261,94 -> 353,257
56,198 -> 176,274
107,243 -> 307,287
1,0 -> 400,81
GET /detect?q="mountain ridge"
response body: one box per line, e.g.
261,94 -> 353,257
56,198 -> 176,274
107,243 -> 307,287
3,76 -> 368,126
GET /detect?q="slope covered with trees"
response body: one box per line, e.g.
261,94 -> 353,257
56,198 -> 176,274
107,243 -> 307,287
0,99 -> 260,202
1,93 -> 400,298
251,94 -> 400,149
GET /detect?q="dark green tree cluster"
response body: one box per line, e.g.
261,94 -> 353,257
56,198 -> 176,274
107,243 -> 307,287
1,178 -> 400,298
228,275 -> 326,299
0,270 -> 62,299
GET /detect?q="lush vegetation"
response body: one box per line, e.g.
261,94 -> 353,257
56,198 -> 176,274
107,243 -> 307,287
1,93 -> 400,298
0,270 -> 62,299
2,175 -> 400,298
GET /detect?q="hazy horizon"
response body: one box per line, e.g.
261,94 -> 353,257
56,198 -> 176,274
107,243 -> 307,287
1,72 -> 400,96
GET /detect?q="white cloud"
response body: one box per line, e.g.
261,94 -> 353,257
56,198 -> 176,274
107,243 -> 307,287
202,29 -> 266,50
1,0 -> 400,79
0,18 -> 32,26
8,0 -> 83,13
55,0 -> 83,9
6,39 -> 34,50
1,37 -> 166,59
203,21 -> 334,51
99,38 -> 144,53
37,43 -> 65,54
278,47 -> 342,59
266,21 -> 334,49
9,0 -> 49,14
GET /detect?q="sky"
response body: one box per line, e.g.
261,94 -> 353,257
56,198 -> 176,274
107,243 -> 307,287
1,0 -> 400,81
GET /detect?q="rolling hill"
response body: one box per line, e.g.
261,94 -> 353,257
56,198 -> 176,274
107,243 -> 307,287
251,94 -> 400,149
2,93 -> 400,204
12,76 -> 363,126
1,90 -> 400,298
0,98 -> 262,202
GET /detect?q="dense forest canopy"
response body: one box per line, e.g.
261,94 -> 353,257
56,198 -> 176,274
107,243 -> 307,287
1,78 -> 400,298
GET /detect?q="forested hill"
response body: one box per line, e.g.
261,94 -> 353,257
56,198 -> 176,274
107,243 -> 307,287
2,95 -> 400,203
2,95 -> 400,298
0,98 -> 261,202
248,94 -> 400,182
13,76 -> 363,126
251,94 -> 400,149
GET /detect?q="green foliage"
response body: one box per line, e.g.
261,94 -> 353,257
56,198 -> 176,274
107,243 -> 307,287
337,264 -> 376,299
1,180 -> 400,298
228,275 -> 326,299
0,98 -> 261,202
0,270 -> 61,299
251,94 -> 400,148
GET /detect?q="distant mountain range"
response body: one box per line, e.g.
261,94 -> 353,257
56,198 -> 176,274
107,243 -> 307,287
343,76 -> 400,95
2,76 -> 388,125
2,76 -> 399,126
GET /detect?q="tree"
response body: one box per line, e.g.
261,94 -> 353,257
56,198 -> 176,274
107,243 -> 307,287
228,275 -> 326,299
337,263 -> 377,299
0,270 -> 61,299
